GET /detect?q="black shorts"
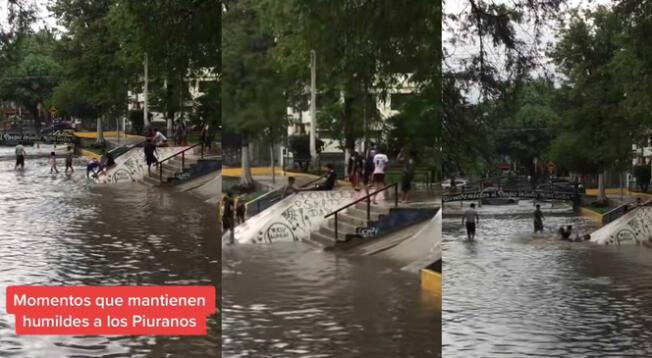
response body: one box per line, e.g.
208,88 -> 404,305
16,155 -> 24,166
401,173 -> 414,191
373,173 -> 385,183
466,222 -> 476,235
146,155 -> 157,166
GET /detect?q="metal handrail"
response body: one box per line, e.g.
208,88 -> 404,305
245,175 -> 325,215
157,142 -> 204,182
324,182 -> 399,243
602,199 -> 652,225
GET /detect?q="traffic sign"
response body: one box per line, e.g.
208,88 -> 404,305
49,106 -> 57,117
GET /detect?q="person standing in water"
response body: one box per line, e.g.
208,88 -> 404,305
15,143 -> 25,170
462,203 -> 480,240
534,204 -> 544,233
65,146 -> 74,174
49,152 -> 59,174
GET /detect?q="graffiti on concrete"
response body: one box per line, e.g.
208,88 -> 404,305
356,226 -> 380,238
237,190 -> 357,244
592,207 -> 652,245
264,222 -> 295,242
94,147 -> 182,184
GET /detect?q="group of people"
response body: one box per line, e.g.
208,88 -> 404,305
461,203 -> 592,242
346,146 -> 416,203
14,143 -> 79,176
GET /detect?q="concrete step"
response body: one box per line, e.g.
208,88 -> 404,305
323,217 -> 358,233
306,231 -> 337,248
319,225 -> 351,242
353,202 -> 392,214
169,156 -> 199,166
142,174 -> 161,186
337,212 -> 371,228
345,206 -> 386,221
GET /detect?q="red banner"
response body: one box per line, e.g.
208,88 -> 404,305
6,286 -> 216,335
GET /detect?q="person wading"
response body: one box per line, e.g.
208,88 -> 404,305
534,204 -> 544,233
15,143 -> 25,170
462,203 -> 480,240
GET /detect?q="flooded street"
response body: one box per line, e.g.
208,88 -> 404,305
443,202 -> 652,357
0,149 -> 220,357
222,242 -> 440,358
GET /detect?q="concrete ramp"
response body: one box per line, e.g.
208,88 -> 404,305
590,206 -> 652,245
372,210 -> 441,273
176,171 -> 221,204
225,189 -> 358,244
94,146 -> 187,184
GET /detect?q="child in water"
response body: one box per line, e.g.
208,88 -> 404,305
49,152 -> 59,174
65,146 -> 74,174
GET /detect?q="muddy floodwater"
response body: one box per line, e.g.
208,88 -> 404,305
0,149 -> 220,357
222,241 -> 440,358
443,202 -> 652,357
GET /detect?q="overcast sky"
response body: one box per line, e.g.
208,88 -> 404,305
444,0 -> 613,100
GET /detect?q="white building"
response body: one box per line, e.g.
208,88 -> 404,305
127,70 -> 218,132
283,76 -> 418,159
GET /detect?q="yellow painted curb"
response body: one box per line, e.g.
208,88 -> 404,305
74,131 -> 144,139
421,268 -> 441,311
78,149 -> 101,161
584,188 -> 652,198
579,207 -> 603,225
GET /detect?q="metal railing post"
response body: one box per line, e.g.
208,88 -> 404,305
367,195 -> 371,221
334,213 -> 339,242
182,152 -> 185,170
394,183 -> 398,207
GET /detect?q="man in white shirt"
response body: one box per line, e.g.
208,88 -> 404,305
15,143 -> 26,170
152,130 -> 167,146
372,149 -> 389,203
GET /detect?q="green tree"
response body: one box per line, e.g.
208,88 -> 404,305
549,7 -> 635,202
50,0 -> 130,143
223,0 -> 289,186
0,30 -> 62,129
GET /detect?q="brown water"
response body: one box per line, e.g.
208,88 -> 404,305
0,151 -> 220,357
443,202 -> 652,357
222,242 -> 440,358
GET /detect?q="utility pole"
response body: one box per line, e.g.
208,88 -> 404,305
143,53 -> 149,130
309,50 -> 317,170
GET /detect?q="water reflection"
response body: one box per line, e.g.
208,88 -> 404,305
0,150 -> 220,358
222,242 -> 440,357
443,202 -> 652,357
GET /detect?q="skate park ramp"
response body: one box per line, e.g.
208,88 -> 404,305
94,146 -> 185,184
591,206 -> 652,245
176,170 -> 221,204
225,189 -> 358,244
353,210 -> 441,273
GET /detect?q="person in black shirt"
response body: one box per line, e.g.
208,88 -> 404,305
143,139 -> 158,175
315,164 -> 337,191
222,193 -> 235,232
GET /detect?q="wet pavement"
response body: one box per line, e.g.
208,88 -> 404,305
222,241 -> 440,358
0,149 -> 220,357
443,202 -> 652,357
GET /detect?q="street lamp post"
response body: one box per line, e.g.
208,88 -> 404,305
309,50 -> 317,170
143,53 -> 149,130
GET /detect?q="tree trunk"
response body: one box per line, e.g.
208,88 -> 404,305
270,142 -> 276,185
96,116 -> 104,144
597,170 -> 607,202
240,136 -> 254,186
